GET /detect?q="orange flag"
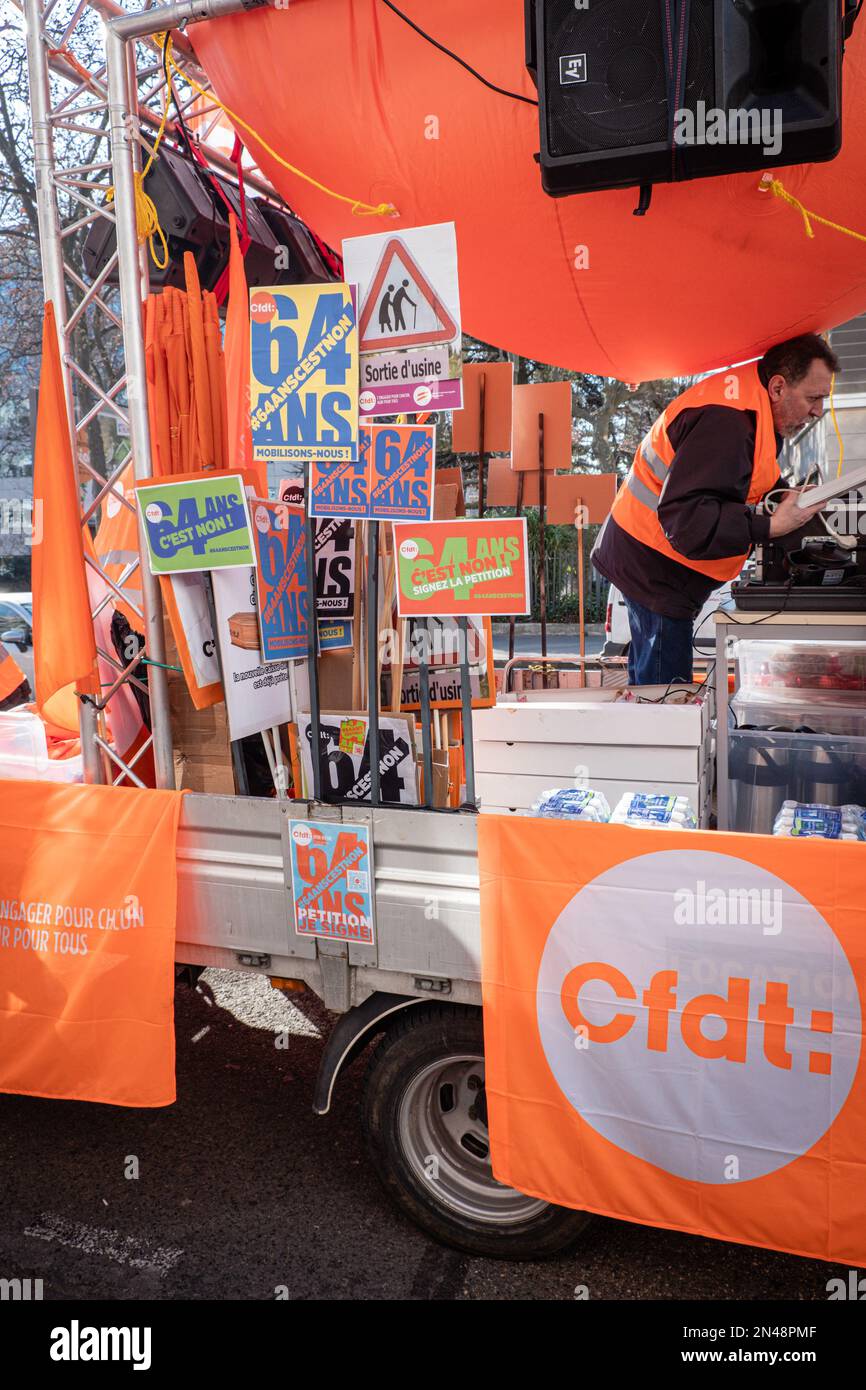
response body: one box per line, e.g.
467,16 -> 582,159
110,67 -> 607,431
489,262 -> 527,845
0,780 -> 184,1106
479,815 -> 866,1268
32,302 -> 98,733
183,252 -> 215,471
224,213 -> 266,495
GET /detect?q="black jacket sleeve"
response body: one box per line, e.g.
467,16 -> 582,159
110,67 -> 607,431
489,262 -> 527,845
657,405 -> 777,560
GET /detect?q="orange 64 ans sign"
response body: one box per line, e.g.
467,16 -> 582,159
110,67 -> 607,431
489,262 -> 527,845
393,517 -> 530,617
479,816 -> 866,1267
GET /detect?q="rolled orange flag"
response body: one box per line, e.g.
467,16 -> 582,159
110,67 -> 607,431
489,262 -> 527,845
32,302 -> 99,733
224,213 -> 266,495
203,290 -> 227,471
183,252 -> 215,471
144,293 -> 172,477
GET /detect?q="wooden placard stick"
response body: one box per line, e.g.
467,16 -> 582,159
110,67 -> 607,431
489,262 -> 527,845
377,525 -> 394,716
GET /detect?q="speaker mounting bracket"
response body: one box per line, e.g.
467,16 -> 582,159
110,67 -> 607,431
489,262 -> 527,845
632,184 -> 653,217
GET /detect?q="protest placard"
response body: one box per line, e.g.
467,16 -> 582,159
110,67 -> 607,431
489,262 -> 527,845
343,223 -> 461,418
250,283 -> 358,465
250,498 -> 309,663
137,473 -> 253,575
288,819 -> 374,944
392,518 -> 530,617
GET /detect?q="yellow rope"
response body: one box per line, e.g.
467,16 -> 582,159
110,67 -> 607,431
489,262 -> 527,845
761,176 -> 866,244
156,31 -> 397,219
104,37 -> 172,268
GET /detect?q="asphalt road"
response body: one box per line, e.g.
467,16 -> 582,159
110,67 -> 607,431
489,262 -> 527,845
0,969 -> 851,1302
492,625 -> 605,664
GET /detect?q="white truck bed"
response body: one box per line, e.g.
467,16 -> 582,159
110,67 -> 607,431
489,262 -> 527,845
176,794 -> 483,1012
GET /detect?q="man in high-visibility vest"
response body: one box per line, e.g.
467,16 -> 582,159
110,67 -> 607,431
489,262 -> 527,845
0,640 -> 30,711
592,334 -> 835,685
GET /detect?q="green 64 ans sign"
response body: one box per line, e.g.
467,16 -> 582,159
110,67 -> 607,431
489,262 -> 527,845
136,473 -> 254,575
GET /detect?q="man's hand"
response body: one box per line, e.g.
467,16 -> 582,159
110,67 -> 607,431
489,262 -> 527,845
768,488 -> 825,538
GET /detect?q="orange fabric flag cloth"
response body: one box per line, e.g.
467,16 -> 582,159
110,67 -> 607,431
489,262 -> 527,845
143,267 -> 229,478
0,781 -> 184,1107
479,815 -> 866,1268
32,303 -> 99,734
223,212 -> 266,495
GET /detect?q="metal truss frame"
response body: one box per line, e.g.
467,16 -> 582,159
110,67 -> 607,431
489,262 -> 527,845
22,0 -> 267,788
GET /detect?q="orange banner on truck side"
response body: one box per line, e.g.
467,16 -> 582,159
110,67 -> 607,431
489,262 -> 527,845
0,781 -> 184,1107
479,816 -> 866,1267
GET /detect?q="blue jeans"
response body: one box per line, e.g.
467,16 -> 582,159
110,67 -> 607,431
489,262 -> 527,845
624,596 -> 694,686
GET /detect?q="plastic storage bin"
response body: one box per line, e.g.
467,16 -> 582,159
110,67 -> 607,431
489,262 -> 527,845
736,640 -> 866,700
0,710 -> 83,784
732,697 -> 866,739
728,726 -> 866,835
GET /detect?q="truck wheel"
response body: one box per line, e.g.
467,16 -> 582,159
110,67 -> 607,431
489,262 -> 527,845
361,1003 -> 593,1260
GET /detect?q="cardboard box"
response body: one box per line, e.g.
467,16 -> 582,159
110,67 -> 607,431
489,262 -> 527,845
164,620 -> 235,795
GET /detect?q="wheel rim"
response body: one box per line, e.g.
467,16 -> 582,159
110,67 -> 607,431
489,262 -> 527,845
397,1053 -> 548,1226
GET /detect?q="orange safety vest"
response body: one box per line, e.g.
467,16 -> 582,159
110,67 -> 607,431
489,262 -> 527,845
0,641 -> 26,703
609,362 -> 780,582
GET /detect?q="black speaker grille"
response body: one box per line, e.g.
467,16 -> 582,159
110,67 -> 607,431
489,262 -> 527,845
543,0 -> 715,158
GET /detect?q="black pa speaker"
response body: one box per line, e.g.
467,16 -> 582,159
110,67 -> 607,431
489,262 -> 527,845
525,0 -> 843,197
254,201 -> 339,283
82,144 -> 300,293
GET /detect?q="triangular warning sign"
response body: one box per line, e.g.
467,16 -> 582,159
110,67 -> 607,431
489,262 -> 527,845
358,237 -> 458,353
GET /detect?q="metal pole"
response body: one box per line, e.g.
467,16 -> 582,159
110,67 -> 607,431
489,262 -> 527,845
716,618 -> 730,831
414,621 -> 434,808
477,370 -> 487,518
24,0 -> 101,784
105,25 -> 175,788
366,521 -> 381,805
303,462 -> 322,801
508,471 -> 525,663
107,0 -> 255,43
457,616 -> 476,809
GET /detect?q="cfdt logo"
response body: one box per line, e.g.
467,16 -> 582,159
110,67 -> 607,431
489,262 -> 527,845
536,850 -> 860,1183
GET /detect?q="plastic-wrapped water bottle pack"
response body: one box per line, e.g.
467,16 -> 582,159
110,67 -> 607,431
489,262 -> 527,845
610,792 -> 697,830
529,787 -> 698,829
529,788 -> 611,821
773,800 -> 866,840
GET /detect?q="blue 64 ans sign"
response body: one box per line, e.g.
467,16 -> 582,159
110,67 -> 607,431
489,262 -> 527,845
250,283 -> 359,466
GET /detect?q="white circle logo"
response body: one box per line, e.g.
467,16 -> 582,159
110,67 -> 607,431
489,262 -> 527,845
291,824 -> 312,846
254,505 -> 270,534
144,502 -> 163,524
413,384 -> 433,406
536,849 -> 860,1183
399,539 -> 419,561
359,390 -> 376,413
106,490 -> 121,519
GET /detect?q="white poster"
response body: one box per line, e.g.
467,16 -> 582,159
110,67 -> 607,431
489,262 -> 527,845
212,565 -> 292,741
170,573 -> 222,689
342,221 -> 462,418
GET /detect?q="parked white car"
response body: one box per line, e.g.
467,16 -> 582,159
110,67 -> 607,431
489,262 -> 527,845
602,581 -> 735,657
0,592 -> 32,650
